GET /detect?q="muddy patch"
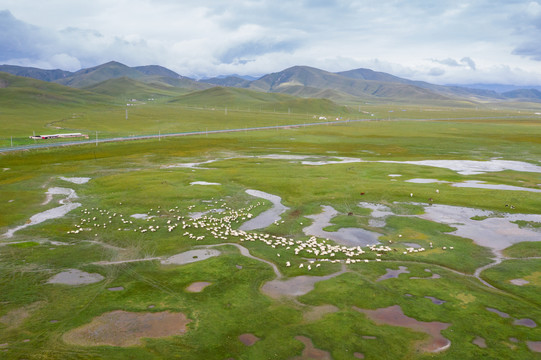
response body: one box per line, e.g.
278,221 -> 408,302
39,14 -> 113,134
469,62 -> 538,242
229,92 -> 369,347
0,302 -> 44,329
62,310 -> 191,347
261,267 -> 346,299
161,249 -> 221,265
527,341 -> 541,352
473,336 -> 487,348
354,305 -> 451,353
510,278 -> 530,286
304,205 -> 381,247
292,336 -> 332,360
240,189 -> 289,231
47,269 -> 104,285
238,333 -> 260,346
376,266 -> 409,282
303,305 -> 339,322
186,281 -> 212,293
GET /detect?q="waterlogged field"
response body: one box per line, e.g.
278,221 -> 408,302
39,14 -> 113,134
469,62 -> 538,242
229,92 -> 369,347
1,115 -> 541,359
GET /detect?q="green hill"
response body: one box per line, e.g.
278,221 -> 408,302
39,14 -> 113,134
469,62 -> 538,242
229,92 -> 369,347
82,77 -> 194,99
168,86 -> 351,114
0,71 -> 112,107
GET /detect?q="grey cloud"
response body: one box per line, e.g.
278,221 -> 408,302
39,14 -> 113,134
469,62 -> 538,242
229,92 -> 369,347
432,58 -> 461,67
460,57 -> 476,70
428,67 -> 445,76
0,10 -> 47,60
219,38 -> 301,64
431,57 -> 476,70
513,42 -> 541,60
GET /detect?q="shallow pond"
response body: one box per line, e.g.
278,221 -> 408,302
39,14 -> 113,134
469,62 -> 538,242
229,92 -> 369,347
419,204 -> 541,251
303,205 -> 381,247
261,266 -> 346,299
47,269 -> 104,286
161,249 -> 221,265
3,187 -> 81,238
379,159 -> 541,175
376,266 -> 410,282
239,189 -> 289,231
190,181 -> 221,186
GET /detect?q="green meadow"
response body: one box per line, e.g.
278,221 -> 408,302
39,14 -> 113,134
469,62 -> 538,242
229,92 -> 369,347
1,96 -> 541,359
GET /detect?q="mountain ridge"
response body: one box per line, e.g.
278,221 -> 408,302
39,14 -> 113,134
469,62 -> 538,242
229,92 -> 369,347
2,61 -> 541,104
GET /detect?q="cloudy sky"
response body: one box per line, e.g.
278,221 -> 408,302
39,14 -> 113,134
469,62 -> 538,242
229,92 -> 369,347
1,0 -> 541,85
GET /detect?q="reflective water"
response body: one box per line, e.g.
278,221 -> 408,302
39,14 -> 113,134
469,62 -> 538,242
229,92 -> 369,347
261,266 -> 346,299
161,249 -> 221,265
379,159 -> 541,175
239,189 -> 289,231
419,204 -> 541,251
3,187 -> 81,238
304,205 -> 381,247
376,266 -> 410,281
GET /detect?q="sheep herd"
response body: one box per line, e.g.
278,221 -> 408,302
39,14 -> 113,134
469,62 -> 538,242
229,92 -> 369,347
65,196 -> 442,271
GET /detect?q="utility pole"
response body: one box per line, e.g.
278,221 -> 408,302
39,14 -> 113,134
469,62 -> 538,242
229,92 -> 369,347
96,131 -> 98,146
126,108 -> 128,120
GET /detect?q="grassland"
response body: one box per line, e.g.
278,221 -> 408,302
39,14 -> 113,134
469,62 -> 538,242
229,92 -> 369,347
1,97 -> 541,359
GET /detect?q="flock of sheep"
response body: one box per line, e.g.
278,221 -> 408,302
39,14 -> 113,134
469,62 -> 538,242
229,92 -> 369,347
66,197 -> 438,270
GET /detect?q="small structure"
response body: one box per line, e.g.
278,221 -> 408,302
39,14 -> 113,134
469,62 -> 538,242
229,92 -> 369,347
29,133 -> 89,140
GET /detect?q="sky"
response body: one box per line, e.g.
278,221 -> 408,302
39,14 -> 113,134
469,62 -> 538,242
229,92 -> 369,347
1,0 -> 541,85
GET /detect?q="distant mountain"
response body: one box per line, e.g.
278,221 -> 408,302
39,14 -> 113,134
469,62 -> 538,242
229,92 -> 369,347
3,61 -> 541,105
133,65 -> 181,78
200,76 -> 252,88
336,68 -> 406,83
248,66 -> 450,102
55,61 -> 145,88
338,68 -> 503,100
502,88 -> 541,101
448,83 -> 541,93
0,64 -> 73,82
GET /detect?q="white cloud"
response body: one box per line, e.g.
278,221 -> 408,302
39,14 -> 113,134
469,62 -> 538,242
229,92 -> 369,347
0,1 -> 540,84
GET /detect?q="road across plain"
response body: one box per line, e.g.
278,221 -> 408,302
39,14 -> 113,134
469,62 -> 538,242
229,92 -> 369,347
1,115 -> 536,153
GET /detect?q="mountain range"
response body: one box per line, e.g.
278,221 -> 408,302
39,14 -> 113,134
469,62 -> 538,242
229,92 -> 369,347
2,61 -> 541,104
